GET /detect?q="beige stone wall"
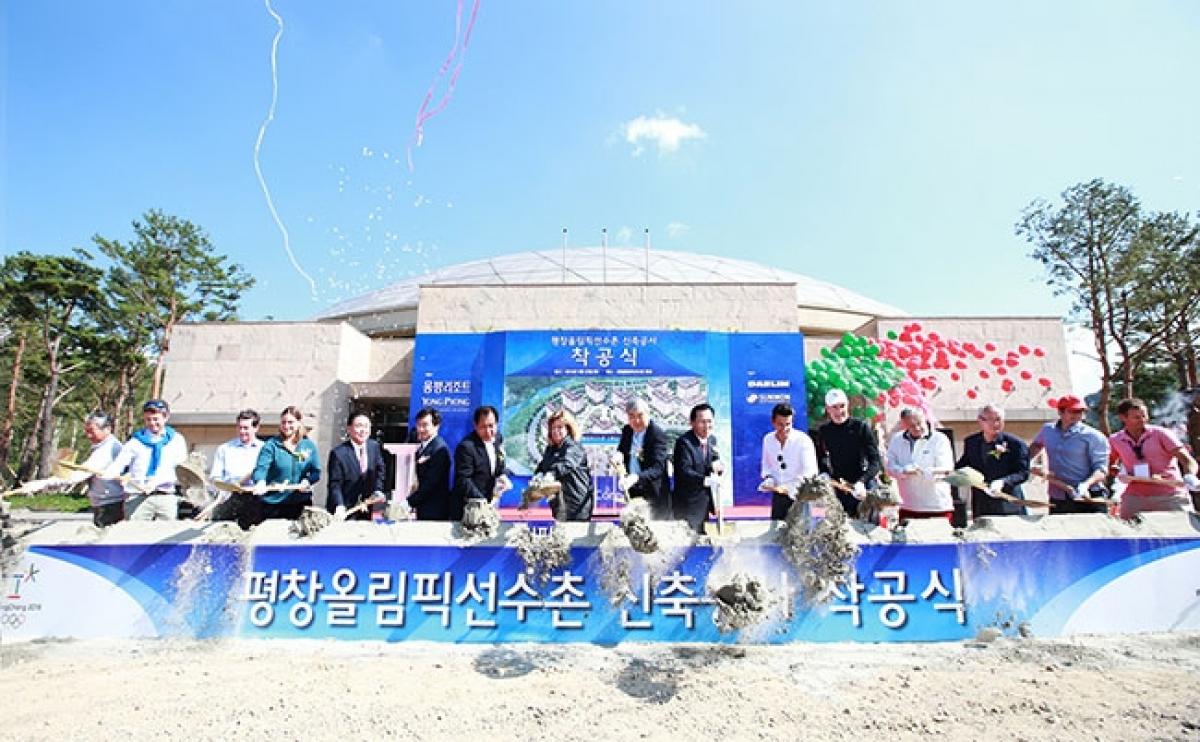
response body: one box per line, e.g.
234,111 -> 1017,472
369,338 -> 415,382
855,316 -> 1069,426
415,283 -> 800,333
163,321 -> 386,505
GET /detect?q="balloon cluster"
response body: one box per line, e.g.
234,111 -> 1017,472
805,332 -> 906,421
805,323 -> 1057,422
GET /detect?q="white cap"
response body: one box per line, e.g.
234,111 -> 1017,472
825,389 -> 849,406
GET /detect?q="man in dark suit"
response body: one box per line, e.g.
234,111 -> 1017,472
408,407 -> 454,520
672,403 -> 724,533
617,398 -> 671,518
956,403 -> 1030,518
454,405 -> 510,512
326,411 -> 388,519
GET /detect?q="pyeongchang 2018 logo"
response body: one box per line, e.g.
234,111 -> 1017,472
1,562 -> 42,629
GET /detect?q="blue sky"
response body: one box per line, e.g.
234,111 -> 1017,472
3,1 -> 1198,322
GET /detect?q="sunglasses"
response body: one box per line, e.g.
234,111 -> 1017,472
777,453 -> 787,470
143,400 -> 168,412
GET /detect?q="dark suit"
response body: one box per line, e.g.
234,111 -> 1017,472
536,436 -> 595,521
672,430 -> 719,533
617,420 -> 671,518
454,431 -> 506,512
409,434 -> 453,521
325,438 -> 387,518
956,431 -> 1030,517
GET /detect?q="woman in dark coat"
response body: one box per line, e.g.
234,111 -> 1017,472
536,409 -> 595,521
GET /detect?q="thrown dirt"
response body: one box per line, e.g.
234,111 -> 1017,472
779,476 -> 861,605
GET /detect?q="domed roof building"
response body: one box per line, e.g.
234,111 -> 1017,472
316,247 -> 906,337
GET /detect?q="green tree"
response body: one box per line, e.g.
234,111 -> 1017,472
90,210 -> 255,399
0,252 -> 104,477
1018,180 -> 1200,432
1017,180 -> 1141,432
1126,211 -> 1200,390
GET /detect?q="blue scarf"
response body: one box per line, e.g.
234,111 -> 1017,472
132,425 -> 176,478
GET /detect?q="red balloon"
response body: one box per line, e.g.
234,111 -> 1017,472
1018,344 -> 1030,355
910,322 -> 923,332
928,332 -> 940,342
955,360 -> 968,370
963,342 -> 977,353
979,369 -> 990,379
1033,347 -> 1045,358
1005,357 -> 1019,367
950,372 -> 961,381
973,351 -> 986,360
996,367 -> 1008,376
990,357 -> 1003,367
966,389 -> 978,400
1046,398 -> 1058,409
984,342 -> 997,352
899,332 -> 912,343
1001,379 -> 1016,393
1038,377 -> 1052,387
1020,370 -> 1033,380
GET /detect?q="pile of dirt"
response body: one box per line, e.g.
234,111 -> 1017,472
290,507 -> 332,538
507,524 -> 572,584
459,498 -> 501,540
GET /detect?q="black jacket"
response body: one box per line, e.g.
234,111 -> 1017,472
617,420 -> 671,512
536,436 -> 595,521
454,431 -> 506,506
325,438 -> 387,514
409,434 -> 453,520
672,430 -> 719,533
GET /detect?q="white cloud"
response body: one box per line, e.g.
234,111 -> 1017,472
666,221 -> 690,239
620,114 -> 706,157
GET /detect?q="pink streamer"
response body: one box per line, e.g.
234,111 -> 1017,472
407,0 -> 482,171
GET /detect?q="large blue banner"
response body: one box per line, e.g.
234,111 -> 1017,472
10,535 -> 1200,643
410,330 -> 808,508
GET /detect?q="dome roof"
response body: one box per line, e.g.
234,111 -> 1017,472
316,246 -> 906,321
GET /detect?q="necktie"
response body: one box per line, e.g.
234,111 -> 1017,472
357,445 -> 367,473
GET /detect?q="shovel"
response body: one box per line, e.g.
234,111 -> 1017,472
704,478 -> 735,538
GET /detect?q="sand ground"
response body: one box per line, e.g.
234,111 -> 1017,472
1,632 -> 1197,741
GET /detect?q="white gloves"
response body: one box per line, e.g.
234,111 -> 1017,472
902,464 -> 919,475
703,475 -> 719,489
297,479 -> 311,492
334,505 -> 347,520
493,475 -> 512,497
1073,482 -> 1090,501
853,481 -> 867,500
760,476 -> 776,491
619,474 -> 639,492
251,481 -> 268,495
988,480 -> 1006,495
711,461 -> 726,477
1183,473 -> 1200,489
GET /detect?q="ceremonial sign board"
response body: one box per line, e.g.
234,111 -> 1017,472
5,531 -> 1198,643
409,330 -> 808,509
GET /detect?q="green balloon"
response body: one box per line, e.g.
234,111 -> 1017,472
867,345 -> 880,357
864,405 -> 878,419
886,330 -> 898,340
